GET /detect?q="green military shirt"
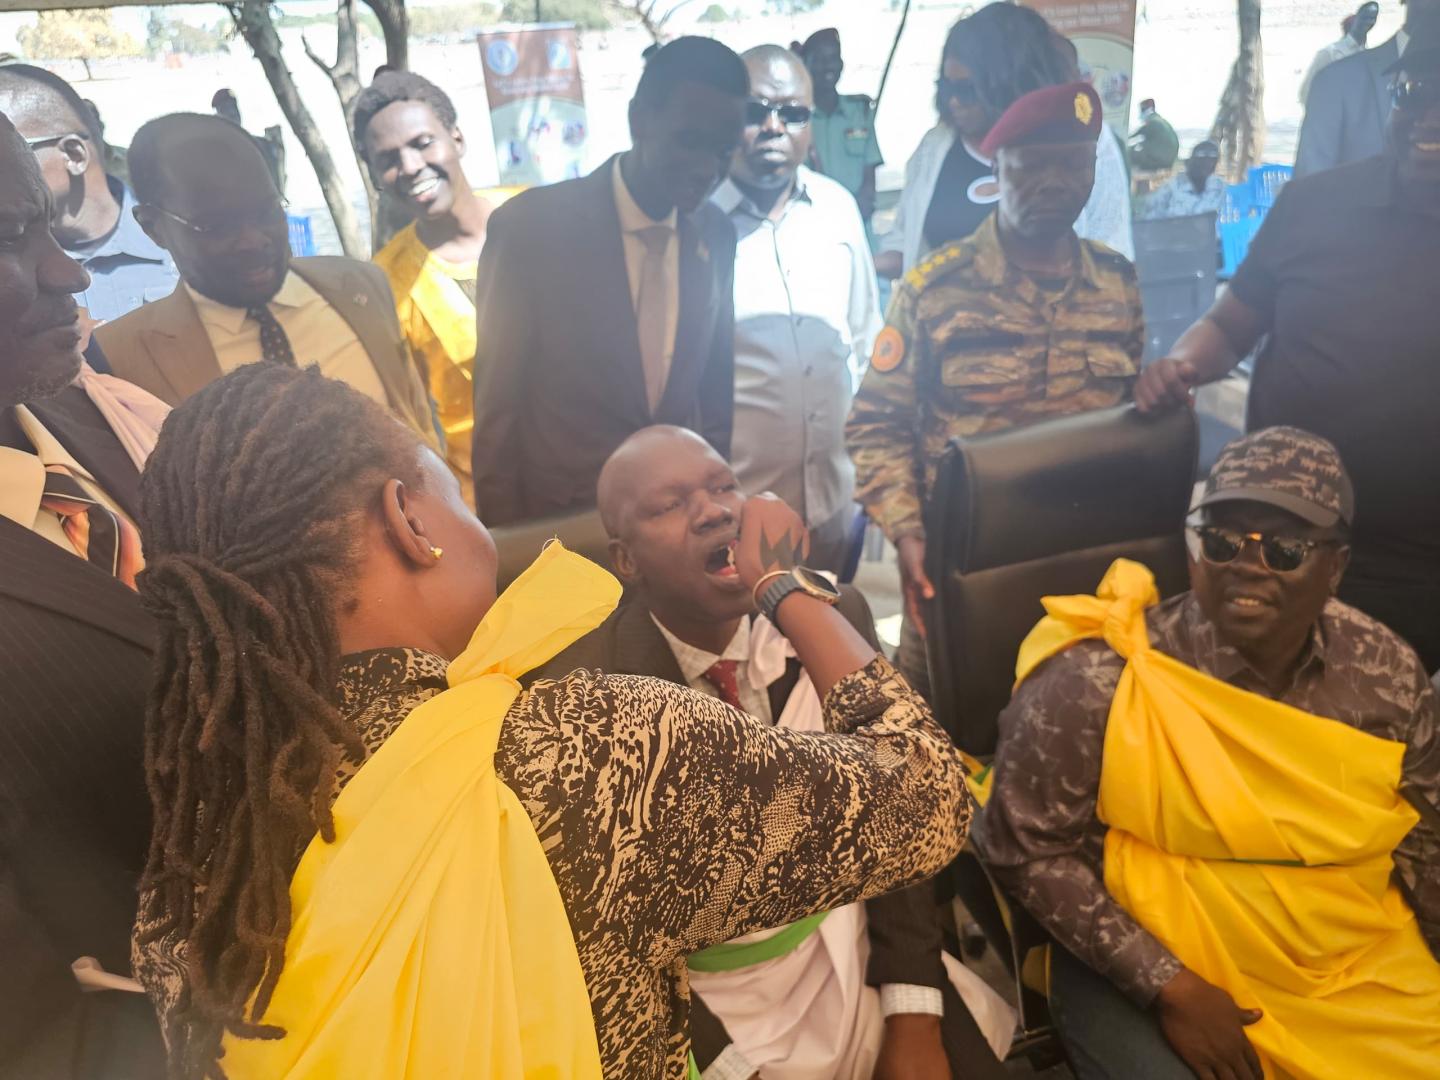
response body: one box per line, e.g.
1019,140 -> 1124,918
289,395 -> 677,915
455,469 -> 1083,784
846,214 -> 1144,542
811,94 -> 882,204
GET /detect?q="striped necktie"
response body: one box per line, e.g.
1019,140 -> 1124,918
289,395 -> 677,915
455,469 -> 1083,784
247,303 -> 296,366
39,464 -> 143,589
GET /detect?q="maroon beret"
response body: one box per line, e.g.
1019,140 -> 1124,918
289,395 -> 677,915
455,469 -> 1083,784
979,81 -> 1103,159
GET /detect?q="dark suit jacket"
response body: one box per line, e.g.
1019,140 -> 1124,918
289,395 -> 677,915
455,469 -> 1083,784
93,256 -> 441,451
0,391 -> 163,1078
531,591 -> 946,1069
1296,34 -> 1401,177
471,157 -> 737,525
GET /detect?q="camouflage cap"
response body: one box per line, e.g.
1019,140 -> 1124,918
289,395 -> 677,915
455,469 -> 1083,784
1193,426 -> 1355,529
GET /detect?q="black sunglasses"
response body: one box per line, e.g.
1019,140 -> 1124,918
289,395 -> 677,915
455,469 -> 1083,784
744,99 -> 812,129
1188,525 -> 1333,574
1393,76 -> 1440,111
937,77 -> 981,106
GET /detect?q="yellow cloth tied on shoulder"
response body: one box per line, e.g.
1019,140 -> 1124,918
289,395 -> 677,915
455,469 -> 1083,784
221,542 -> 618,1079
1015,559 -> 1440,1080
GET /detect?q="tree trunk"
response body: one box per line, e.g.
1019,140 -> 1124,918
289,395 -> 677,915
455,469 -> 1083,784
304,0 -> 381,248
1211,0 -> 1265,179
360,0 -> 409,70
229,0 -> 365,259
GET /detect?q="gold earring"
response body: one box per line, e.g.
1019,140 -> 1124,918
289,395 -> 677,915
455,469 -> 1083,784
430,546 -> 444,560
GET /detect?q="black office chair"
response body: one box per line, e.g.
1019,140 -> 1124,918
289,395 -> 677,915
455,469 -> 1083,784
490,508 -> 613,591
923,404 -> 1199,1059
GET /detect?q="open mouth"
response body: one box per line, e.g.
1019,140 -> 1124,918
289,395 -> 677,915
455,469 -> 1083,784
406,175 -> 442,199
703,540 -> 739,580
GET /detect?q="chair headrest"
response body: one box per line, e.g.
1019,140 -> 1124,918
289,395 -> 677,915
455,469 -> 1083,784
489,509 -> 613,591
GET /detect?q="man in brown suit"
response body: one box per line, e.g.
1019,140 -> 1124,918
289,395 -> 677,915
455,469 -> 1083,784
94,113 -> 439,449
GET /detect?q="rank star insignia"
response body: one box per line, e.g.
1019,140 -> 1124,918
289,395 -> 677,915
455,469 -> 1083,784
1075,92 -> 1093,125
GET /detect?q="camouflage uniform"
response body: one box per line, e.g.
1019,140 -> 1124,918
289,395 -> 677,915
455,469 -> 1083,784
846,214 -> 1145,543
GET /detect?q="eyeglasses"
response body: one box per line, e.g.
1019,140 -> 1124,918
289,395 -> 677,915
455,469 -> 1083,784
145,202 -> 287,239
24,131 -> 87,151
1187,525 -> 1333,574
744,99 -> 813,130
1393,76 -> 1440,111
937,77 -> 981,106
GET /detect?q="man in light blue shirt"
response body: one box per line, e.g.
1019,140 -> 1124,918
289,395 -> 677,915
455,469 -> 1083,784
713,44 -> 881,573
0,65 -> 177,325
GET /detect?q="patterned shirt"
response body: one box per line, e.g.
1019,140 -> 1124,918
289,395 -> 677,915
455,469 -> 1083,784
846,213 -> 1144,542
134,653 -> 970,1079
973,592 -> 1440,1006
1139,173 -> 1227,221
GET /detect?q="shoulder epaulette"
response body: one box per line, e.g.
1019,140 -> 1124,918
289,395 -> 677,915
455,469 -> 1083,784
1086,241 -> 1138,278
903,240 -> 973,291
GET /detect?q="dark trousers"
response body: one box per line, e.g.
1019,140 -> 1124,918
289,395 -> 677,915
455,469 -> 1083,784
1049,947 -> 1195,1080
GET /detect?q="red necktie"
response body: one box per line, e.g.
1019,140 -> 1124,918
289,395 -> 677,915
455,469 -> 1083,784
703,659 -> 745,712
39,464 -> 143,589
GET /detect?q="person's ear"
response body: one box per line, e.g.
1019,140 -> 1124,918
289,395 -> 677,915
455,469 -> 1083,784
628,97 -> 645,146
1328,545 -> 1352,594
608,537 -> 643,587
380,478 -> 442,569
60,134 -> 90,177
451,126 -> 466,157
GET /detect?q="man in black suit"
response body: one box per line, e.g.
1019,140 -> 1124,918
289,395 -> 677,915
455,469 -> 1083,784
472,37 -> 745,525
1297,0 -> 1440,176
534,426 -> 1011,1080
0,112 -> 164,1077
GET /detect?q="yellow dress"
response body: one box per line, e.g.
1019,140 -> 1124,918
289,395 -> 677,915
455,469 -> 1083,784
1016,559 -> 1440,1080
373,187 -> 522,502
221,542 -> 617,1078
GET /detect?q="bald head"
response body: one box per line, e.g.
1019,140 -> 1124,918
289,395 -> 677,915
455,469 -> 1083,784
598,425 -> 717,538
0,65 -> 100,142
732,45 -> 813,194
129,112 -> 274,208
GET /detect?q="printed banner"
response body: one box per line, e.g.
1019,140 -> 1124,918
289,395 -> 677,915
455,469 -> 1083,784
1023,1 -> 1139,134
477,24 -> 588,186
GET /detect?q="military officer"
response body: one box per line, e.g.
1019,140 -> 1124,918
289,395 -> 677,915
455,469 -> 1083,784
800,28 -> 883,222
847,81 -> 1144,696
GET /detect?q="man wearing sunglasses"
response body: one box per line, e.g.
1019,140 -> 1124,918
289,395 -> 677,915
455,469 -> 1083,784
91,113 -> 439,452
1138,22 -> 1440,675
0,65 -> 177,325
976,426 -> 1440,1080
711,45 -> 880,572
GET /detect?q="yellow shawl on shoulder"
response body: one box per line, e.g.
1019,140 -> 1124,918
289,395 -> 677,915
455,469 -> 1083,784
221,542 -> 616,1078
1016,559 -> 1440,1080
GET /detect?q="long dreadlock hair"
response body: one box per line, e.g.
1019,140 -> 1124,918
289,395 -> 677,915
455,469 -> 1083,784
938,3 -> 1079,123
135,365 -> 425,1078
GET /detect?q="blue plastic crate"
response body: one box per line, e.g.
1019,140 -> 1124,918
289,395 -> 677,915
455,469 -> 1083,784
1249,164 -> 1293,209
1224,182 -> 1254,217
286,214 -> 316,257
1218,211 -> 1264,278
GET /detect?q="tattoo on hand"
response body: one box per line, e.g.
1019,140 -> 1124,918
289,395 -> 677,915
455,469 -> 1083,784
759,527 -> 805,573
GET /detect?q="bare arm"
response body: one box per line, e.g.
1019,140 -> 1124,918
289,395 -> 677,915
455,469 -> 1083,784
1134,289 -> 1269,414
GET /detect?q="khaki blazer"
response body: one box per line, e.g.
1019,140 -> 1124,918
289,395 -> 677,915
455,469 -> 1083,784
95,256 -> 441,451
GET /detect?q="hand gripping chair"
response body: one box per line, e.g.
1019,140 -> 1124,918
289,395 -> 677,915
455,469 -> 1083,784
923,404 -> 1199,1060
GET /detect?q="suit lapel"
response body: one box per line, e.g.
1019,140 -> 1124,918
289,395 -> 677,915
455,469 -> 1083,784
25,388 -> 143,521
0,517 -> 153,653
141,287 -> 222,402
655,212 -> 713,425
608,601 -> 688,685
766,658 -> 802,722
576,159 -> 651,421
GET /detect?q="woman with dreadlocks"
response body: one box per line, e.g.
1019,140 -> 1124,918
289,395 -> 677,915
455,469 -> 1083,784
875,1 -> 1134,280
131,364 -> 970,1080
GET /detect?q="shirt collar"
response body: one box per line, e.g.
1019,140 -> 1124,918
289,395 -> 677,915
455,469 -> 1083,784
613,156 -> 678,233
185,269 -> 314,334
970,214 -> 1101,291
1178,593 -> 1328,689
0,404 -> 99,529
713,166 -> 815,220
651,614 -> 751,685
70,177 -> 170,266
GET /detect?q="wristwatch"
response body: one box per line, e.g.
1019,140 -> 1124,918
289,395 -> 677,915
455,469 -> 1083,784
757,566 -> 842,625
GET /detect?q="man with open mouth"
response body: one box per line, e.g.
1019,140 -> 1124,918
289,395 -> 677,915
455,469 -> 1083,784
1138,15 -> 1440,675
976,426 -> 1440,1080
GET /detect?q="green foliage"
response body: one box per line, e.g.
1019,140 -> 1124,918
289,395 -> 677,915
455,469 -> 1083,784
147,13 -> 232,58
698,3 -> 731,22
500,0 -> 612,30
18,10 -> 144,63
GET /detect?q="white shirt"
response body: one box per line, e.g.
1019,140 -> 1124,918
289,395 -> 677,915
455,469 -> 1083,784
612,157 -> 680,396
0,405 -> 131,554
712,167 -> 882,527
185,272 -> 389,406
882,120 -> 1135,269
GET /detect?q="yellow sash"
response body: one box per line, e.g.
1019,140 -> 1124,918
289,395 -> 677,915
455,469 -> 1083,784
1016,559 -> 1440,1080
221,542 -> 617,1078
